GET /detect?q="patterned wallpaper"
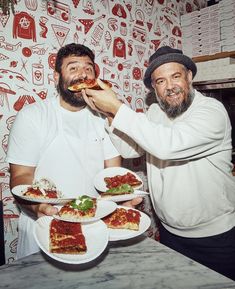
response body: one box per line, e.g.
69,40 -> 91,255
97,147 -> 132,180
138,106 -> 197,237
0,0 -> 207,264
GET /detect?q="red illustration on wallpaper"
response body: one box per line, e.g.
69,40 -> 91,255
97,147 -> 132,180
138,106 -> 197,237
0,83 -> 16,110
0,53 -> 9,61
132,66 -> 142,81
91,23 -> 104,46
24,0 -> 38,11
78,14 -> 105,34
32,63 -> 44,86
39,16 -> 49,38
47,0 -> 71,24
51,24 -> 69,47
72,0 -> 80,8
112,4 -> 127,19
48,53 -> 57,70
13,95 -> 36,111
113,37 -> 126,59
123,75 -> 131,92
107,18 -> 118,31
82,0 -> 95,15
0,36 -> 22,52
104,31 -> 112,49
135,97 -> 144,113
0,12 -> 10,27
134,45 -> 146,62
13,12 -> 36,42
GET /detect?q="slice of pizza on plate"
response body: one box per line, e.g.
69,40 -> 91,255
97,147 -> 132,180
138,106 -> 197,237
50,219 -> 86,254
58,195 -> 97,220
23,178 -> 61,199
104,172 -> 142,189
102,207 -> 141,231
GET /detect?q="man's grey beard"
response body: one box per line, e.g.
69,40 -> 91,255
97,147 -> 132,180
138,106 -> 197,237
56,75 -> 87,108
156,87 -> 195,119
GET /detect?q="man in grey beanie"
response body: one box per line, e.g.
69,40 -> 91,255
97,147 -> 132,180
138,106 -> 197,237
83,46 -> 235,280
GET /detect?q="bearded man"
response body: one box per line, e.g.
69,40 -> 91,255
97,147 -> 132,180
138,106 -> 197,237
83,46 -> 235,280
6,43 -> 122,259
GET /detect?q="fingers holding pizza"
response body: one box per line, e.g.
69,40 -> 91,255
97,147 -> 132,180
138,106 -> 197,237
81,79 -> 122,117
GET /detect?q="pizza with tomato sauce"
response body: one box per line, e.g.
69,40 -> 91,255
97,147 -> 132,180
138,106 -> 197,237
58,195 -> 97,220
49,219 -> 86,254
104,172 -> 142,190
23,187 -> 59,199
68,79 -> 111,92
102,207 -> 141,231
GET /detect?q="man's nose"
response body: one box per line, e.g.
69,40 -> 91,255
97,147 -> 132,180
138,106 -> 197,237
165,79 -> 174,89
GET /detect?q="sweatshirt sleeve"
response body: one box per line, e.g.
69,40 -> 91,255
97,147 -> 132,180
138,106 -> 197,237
111,100 -> 231,161
105,114 -> 145,159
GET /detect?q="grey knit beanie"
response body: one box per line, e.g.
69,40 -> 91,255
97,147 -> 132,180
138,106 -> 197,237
143,46 -> 197,89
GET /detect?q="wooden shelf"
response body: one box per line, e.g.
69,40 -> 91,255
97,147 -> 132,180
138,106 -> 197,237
193,78 -> 235,90
192,51 -> 235,63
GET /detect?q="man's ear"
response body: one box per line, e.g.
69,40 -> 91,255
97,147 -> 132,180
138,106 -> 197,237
54,71 -> 59,85
187,70 -> 193,84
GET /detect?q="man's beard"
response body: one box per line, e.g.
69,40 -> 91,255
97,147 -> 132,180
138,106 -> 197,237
156,86 -> 195,119
56,76 -> 87,108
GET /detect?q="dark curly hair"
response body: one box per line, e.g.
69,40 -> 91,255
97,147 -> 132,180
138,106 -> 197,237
55,43 -> 95,74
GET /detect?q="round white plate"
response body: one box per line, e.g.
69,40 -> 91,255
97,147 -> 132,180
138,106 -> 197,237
11,185 -> 74,204
98,190 -> 149,203
94,167 -> 143,192
106,205 -> 151,241
54,200 -> 117,223
33,216 -> 109,264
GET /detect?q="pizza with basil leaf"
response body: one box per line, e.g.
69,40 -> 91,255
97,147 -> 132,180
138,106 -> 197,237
58,195 -> 97,220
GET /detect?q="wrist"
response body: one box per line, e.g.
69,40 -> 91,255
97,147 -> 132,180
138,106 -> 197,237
111,100 -> 122,116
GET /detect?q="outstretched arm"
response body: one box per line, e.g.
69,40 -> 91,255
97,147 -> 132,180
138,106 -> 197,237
9,164 -> 58,218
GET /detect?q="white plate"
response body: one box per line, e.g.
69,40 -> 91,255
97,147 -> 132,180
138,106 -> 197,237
106,205 -> 151,241
94,167 -> 143,192
11,185 -> 74,204
54,200 -> 117,223
98,189 -> 149,203
33,216 -> 109,264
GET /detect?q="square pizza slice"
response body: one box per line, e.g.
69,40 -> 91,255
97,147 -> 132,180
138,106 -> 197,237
102,207 -> 141,231
49,219 -> 87,254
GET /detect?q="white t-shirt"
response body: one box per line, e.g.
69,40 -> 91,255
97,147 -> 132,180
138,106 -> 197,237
6,96 -> 119,196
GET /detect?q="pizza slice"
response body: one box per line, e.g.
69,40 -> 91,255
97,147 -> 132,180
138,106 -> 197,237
68,79 -> 112,92
58,195 -> 97,220
104,172 -> 142,189
22,178 -> 61,199
23,187 -> 59,199
102,207 -> 141,231
49,219 -> 86,254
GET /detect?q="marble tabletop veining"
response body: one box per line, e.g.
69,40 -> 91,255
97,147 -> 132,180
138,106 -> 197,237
0,236 -> 234,289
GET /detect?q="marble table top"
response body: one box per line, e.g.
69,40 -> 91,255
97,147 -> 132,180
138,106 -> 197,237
0,236 -> 234,289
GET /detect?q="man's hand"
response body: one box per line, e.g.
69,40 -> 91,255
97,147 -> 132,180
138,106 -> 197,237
22,203 -> 59,218
82,79 -> 122,116
121,197 -> 143,208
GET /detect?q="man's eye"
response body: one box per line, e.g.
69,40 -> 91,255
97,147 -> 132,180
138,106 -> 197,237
69,67 -> 76,71
156,79 -> 164,85
174,74 -> 180,79
85,67 -> 93,73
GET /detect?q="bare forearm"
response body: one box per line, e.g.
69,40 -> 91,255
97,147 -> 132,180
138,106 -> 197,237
10,173 -> 34,190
